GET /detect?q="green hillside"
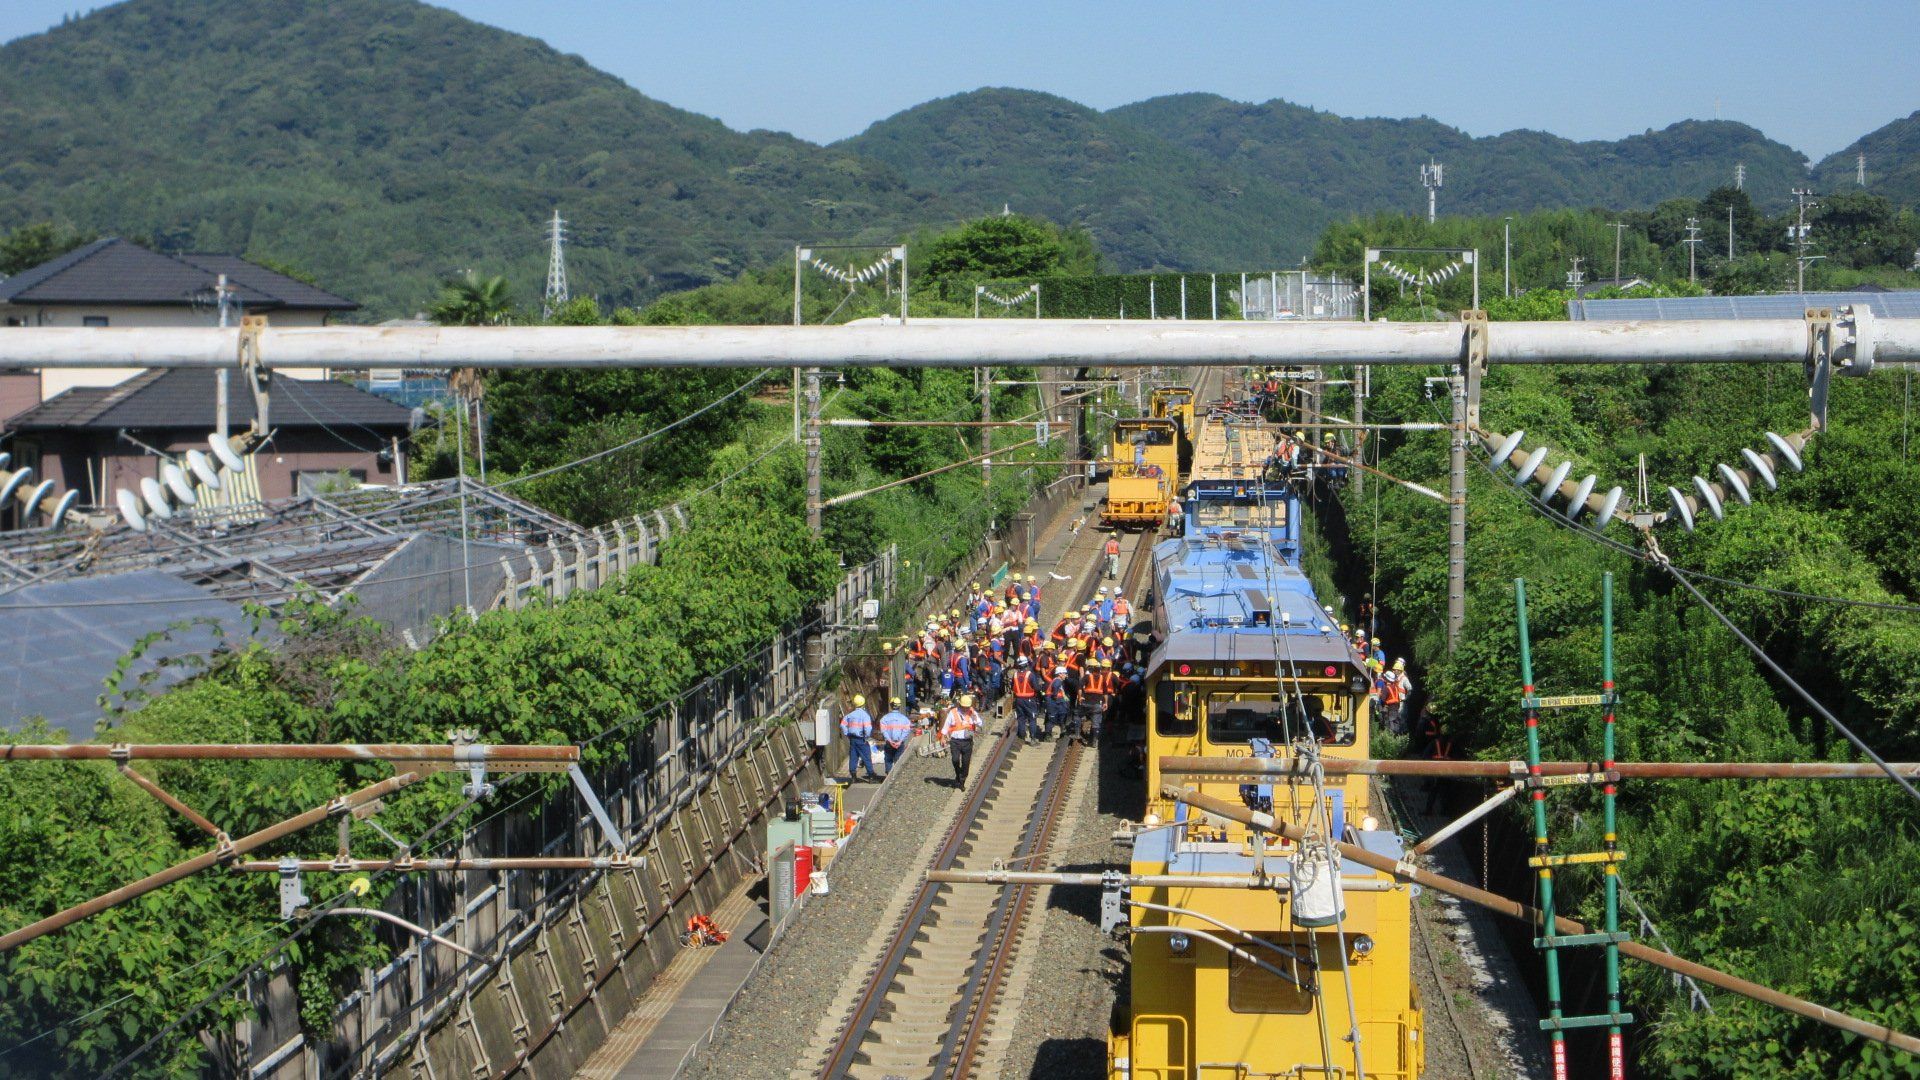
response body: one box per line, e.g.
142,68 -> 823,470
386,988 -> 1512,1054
1111,92 -> 1813,218
1814,110 -> 1920,209
837,88 -> 1324,271
0,0 -> 927,317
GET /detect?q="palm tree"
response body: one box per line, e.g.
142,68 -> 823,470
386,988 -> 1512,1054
430,272 -> 514,326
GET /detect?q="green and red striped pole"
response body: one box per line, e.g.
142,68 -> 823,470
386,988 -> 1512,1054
1517,578 -> 1568,1078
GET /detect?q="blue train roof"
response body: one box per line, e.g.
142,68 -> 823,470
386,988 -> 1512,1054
1148,535 -> 1363,672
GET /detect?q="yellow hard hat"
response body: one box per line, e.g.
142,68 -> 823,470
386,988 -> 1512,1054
958,693 -> 975,707
972,581 -> 981,590
950,608 -> 961,617
1026,574 -> 1037,582
1067,611 -> 1080,619
1394,658 -> 1406,670
1102,636 -> 1115,646
1099,658 -> 1112,668
1295,431 -> 1305,439
890,697 -> 903,707
1024,620 -> 1039,630
852,694 -> 866,707
1043,640 -> 1058,649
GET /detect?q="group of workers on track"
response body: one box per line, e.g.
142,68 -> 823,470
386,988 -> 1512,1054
842,561 -> 1149,789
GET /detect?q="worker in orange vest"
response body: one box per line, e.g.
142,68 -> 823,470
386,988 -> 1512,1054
1104,534 -> 1122,579
1008,655 -> 1043,744
940,693 -> 984,787
1078,658 -> 1114,742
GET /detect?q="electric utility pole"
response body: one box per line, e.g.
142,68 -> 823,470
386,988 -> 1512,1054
1684,218 -> 1703,284
1503,217 -> 1513,298
1792,189 -> 1818,294
1607,221 -> 1627,284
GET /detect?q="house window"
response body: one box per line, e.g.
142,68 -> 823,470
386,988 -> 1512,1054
295,469 -> 367,496
82,316 -> 109,327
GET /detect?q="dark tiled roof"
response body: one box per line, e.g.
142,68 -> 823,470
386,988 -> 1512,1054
0,238 -> 356,311
6,370 -> 413,432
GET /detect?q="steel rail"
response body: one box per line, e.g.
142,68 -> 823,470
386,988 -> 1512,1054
1165,784 -> 1920,1057
0,772 -> 423,952
229,857 -> 636,872
4,317 -> 1914,370
944,522 -> 1159,1080
1160,756 -> 1920,780
0,742 -> 579,764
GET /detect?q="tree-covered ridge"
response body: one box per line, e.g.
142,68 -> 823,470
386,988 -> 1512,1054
1114,92 -> 1814,220
0,0 -> 927,317
1814,110 -> 1920,214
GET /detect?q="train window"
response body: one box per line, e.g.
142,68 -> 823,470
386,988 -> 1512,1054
1227,933 -> 1316,1014
1206,693 -> 1357,746
1154,681 -> 1197,737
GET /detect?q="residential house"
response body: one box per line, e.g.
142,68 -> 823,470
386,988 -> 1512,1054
0,237 -> 357,408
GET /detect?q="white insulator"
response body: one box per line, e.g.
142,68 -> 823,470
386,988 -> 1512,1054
0,468 -> 29,506
46,489 -> 78,529
186,449 -> 222,489
162,463 -> 198,506
1541,461 -> 1573,503
1764,432 -> 1804,473
209,435 -> 246,472
116,489 -> 149,533
1489,430 -> 1526,468
1692,476 -> 1724,521
1289,845 -> 1347,928
1740,448 -> 1778,491
23,480 -> 53,518
1568,474 -> 1598,519
139,477 -> 175,520
1716,463 -> 1752,505
1595,487 -> 1625,529
1512,447 -> 1549,487
1667,486 -> 1696,532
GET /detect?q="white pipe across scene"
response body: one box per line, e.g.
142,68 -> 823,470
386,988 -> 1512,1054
1,318 -> 1915,370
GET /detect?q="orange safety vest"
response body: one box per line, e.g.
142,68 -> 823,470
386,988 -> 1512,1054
1383,673 -> 1406,705
942,708 -> 982,740
1081,670 -> 1111,699
1105,537 -> 1120,556
1010,670 -> 1039,698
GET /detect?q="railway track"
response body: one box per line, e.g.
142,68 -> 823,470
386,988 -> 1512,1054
815,519 -> 1156,1080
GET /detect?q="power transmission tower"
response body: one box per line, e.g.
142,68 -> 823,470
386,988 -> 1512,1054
1421,160 -> 1444,224
1683,217 -> 1703,284
1607,221 -> 1627,284
543,208 -> 570,319
1857,153 -> 1867,186
1734,162 -> 1746,190
1791,189 -> 1818,293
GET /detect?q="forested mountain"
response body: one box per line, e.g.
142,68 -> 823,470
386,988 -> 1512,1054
1113,92 -> 1811,218
0,0 -> 930,316
0,0 -> 1909,317
836,89 -> 1325,272
1814,110 -> 1920,210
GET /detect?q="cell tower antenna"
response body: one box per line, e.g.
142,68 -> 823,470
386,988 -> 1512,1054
543,208 -> 569,318
1858,153 -> 1867,186
1734,162 -> 1746,190
1420,160 -> 1444,224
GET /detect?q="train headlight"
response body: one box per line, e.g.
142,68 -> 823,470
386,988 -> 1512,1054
1351,934 -> 1375,958
1168,932 -> 1192,954
1360,816 -> 1379,833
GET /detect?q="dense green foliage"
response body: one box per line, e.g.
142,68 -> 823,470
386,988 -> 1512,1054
1329,253 -> 1920,1073
1310,195 -> 1920,314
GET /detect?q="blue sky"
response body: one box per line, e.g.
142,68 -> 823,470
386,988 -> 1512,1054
6,1 -> 1914,160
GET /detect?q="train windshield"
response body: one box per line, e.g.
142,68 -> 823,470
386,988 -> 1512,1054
1205,691 -> 1356,746
1190,501 -> 1286,529
1117,423 -> 1174,446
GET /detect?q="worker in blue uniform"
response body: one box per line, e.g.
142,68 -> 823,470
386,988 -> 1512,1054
841,695 -> 881,783
878,698 -> 913,773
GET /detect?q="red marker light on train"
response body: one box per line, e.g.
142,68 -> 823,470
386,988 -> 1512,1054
1324,666 -> 1338,677
1178,664 -> 1192,676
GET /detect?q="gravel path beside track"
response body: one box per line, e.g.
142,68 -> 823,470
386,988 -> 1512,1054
679,742 -> 965,1080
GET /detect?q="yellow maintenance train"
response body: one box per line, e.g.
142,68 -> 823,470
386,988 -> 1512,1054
1110,391 -> 1424,1080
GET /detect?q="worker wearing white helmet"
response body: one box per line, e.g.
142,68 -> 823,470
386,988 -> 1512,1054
940,693 -> 983,787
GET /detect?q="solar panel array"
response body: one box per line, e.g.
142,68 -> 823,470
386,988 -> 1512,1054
1569,291 -> 1920,321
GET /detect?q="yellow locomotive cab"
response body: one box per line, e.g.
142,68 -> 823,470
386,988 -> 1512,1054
1105,417 -> 1180,528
